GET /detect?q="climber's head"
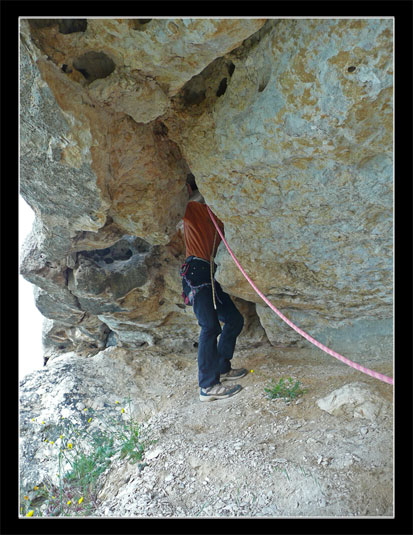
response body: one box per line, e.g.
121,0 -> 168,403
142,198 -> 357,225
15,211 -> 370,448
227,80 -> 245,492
186,174 -> 205,203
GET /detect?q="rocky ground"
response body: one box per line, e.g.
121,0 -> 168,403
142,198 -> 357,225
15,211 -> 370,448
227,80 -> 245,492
19,341 -> 393,518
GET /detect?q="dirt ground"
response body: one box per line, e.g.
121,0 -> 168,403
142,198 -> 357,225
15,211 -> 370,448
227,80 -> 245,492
93,342 -> 394,518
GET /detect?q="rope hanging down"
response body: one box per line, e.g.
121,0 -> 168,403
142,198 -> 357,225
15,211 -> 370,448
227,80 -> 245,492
207,206 -> 393,386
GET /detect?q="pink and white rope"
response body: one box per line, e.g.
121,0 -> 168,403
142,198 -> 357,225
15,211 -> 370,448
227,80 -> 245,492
207,206 -> 393,386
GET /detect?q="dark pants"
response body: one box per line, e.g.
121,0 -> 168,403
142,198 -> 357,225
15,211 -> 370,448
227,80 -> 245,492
182,258 -> 244,388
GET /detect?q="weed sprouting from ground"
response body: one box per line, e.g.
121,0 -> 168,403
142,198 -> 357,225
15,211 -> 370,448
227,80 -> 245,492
264,377 -> 306,402
20,398 -> 154,517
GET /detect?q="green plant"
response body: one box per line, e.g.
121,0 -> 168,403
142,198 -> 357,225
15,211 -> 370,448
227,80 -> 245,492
112,400 -> 147,464
264,377 -> 306,402
20,398 -> 152,517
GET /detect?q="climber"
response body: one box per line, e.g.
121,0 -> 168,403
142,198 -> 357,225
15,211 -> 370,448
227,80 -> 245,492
180,176 -> 247,402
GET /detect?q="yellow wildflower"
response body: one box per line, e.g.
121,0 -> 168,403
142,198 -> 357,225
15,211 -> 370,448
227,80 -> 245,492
41,421 -> 45,425
67,500 -> 72,506
60,435 -> 63,439
67,443 -> 73,449
24,496 -> 28,500
33,486 -> 39,490
78,497 -> 84,505
121,408 -> 125,414
50,441 -> 54,445
251,370 -> 254,373
88,418 -> 92,423
26,510 -> 34,517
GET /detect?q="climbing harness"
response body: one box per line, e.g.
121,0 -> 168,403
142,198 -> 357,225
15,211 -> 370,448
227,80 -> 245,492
206,205 -> 393,386
180,255 -> 222,308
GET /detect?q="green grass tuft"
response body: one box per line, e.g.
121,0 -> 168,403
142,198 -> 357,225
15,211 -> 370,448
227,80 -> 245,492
264,377 -> 306,402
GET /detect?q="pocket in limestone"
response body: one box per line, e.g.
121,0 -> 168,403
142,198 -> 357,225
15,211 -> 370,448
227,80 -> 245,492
68,237 -> 151,309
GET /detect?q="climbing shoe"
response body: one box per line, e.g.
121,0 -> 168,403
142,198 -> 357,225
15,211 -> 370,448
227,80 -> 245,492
199,382 -> 242,402
220,367 -> 248,381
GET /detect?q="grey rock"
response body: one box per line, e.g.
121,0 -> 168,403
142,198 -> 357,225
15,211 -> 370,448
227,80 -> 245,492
20,37 -> 109,261
69,237 -> 149,301
34,286 -> 84,325
317,382 -> 390,420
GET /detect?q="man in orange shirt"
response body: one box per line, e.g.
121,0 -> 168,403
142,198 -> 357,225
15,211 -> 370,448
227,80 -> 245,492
180,180 -> 246,401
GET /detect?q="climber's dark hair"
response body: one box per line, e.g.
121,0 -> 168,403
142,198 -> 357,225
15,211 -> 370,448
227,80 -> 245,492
186,173 -> 198,192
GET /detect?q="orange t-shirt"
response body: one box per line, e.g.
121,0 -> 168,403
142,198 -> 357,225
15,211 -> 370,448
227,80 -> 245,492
183,202 -> 225,261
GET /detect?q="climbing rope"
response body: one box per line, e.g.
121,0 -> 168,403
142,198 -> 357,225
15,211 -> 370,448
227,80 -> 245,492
210,230 -> 218,310
207,205 -> 393,386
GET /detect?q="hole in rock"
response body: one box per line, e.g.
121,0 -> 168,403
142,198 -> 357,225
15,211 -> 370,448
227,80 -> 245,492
182,87 -> 206,106
73,51 -> 116,83
104,258 -> 114,264
58,19 -> 87,34
75,68 -> 90,80
186,173 -> 198,191
258,80 -> 268,92
227,61 -> 236,77
135,240 -> 151,254
111,247 -> 133,261
132,19 -> 153,30
347,66 -> 357,73
28,20 -> 58,29
216,77 -> 228,97
153,121 -> 168,137
96,248 -> 111,257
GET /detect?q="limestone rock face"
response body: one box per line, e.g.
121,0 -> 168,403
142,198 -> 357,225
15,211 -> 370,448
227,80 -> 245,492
20,31 -> 110,260
20,18 -> 393,367
20,20 -> 192,250
164,18 -> 393,358
106,116 -> 189,243
26,18 -> 266,97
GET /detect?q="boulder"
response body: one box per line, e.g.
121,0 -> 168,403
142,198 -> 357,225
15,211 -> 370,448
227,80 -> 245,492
317,382 -> 391,420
